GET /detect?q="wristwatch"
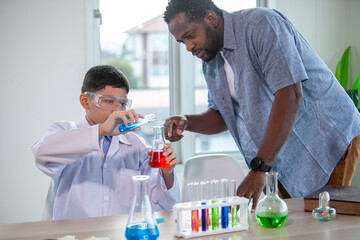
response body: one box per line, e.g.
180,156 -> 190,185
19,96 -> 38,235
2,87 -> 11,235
250,157 -> 272,172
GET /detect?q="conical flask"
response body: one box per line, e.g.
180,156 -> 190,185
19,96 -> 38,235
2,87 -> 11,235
125,175 -> 159,240
255,172 -> 288,228
149,126 -> 170,168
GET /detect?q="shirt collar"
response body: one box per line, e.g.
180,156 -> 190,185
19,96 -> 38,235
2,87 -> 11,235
77,115 -> 133,146
222,10 -> 237,50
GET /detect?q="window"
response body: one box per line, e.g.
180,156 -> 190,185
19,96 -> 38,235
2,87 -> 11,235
99,0 -> 170,144
98,0 -> 257,161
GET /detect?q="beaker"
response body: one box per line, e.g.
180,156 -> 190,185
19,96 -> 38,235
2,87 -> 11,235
125,175 -> 159,240
255,172 -> 288,228
148,126 -> 170,168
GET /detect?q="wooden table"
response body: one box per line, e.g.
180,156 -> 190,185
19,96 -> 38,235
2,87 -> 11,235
1,198 -> 360,240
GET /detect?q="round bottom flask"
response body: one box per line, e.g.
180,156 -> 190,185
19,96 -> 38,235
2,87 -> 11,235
255,172 -> 288,228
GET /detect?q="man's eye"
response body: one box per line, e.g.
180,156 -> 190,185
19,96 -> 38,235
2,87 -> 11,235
187,33 -> 194,39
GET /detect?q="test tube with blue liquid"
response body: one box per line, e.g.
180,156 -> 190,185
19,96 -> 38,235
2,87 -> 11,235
118,113 -> 155,133
210,180 -> 220,230
229,179 -> 237,228
219,178 -> 229,229
200,181 -> 210,232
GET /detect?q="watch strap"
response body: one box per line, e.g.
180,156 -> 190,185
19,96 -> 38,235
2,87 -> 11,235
251,157 -> 272,172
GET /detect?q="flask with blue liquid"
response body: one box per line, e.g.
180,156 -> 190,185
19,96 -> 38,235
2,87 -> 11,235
125,175 -> 159,240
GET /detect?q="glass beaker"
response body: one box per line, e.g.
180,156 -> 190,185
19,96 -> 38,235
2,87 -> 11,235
255,172 -> 288,228
125,175 -> 159,240
148,126 -> 170,168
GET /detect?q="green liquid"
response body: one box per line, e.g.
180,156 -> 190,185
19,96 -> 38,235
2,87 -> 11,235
256,212 -> 288,228
231,207 -> 237,227
211,200 -> 219,230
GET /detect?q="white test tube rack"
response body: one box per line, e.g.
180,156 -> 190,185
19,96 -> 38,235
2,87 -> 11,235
173,196 -> 249,239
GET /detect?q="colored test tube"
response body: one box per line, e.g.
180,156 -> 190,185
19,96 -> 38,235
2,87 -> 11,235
190,182 -> 200,232
210,179 -> 219,230
220,178 -> 229,229
200,181 -> 209,231
229,179 -> 237,227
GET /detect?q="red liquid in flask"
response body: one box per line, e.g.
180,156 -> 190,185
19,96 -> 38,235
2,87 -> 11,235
149,150 -> 170,168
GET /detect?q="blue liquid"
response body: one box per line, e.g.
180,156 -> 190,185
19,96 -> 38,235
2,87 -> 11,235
125,223 -> 159,240
201,202 -> 208,231
221,206 -> 229,228
119,120 -> 152,133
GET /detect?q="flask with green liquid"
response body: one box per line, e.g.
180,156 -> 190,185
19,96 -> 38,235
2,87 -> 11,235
255,172 -> 288,228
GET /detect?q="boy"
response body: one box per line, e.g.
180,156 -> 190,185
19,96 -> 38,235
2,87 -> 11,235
32,65 -> 180,220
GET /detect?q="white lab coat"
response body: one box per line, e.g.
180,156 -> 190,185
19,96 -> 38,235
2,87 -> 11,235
32,116 -> 180,220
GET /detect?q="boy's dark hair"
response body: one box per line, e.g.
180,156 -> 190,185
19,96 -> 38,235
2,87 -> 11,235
164,0 -> 222,24
81,65 -> 130,93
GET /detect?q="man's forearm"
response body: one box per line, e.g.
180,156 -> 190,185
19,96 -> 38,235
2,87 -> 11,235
185,108 -> 227,134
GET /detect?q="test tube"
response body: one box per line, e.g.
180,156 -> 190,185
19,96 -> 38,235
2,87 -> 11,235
210,179 -> 219,230
220,178 -> 229,229
205,181 -> 211,228
200,181 -> 209,231
190,182 -> 200,232
229,179 -> 237,228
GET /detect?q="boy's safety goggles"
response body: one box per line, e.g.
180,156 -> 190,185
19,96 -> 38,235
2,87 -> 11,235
85,92 -> 132,111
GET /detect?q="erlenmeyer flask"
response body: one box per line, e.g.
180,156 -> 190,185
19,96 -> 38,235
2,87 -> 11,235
149,126 -> 170,168
255,172 -> 288,228
125,175 -> 159,240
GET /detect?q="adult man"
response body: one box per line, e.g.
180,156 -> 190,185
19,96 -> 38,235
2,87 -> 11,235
163,0 -> 360,209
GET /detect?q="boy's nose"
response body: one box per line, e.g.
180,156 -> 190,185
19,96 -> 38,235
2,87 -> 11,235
114,104 -> 123,111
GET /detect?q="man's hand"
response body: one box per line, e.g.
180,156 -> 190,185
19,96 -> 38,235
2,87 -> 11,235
163,115 -> 188,142
237,171 -> 266,211
99,109 -> 143,137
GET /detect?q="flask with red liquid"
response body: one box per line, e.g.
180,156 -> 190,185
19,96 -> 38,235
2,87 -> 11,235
148,126 -> 170,168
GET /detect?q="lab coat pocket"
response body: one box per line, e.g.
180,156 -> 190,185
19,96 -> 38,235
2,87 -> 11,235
117,168 -> 141,208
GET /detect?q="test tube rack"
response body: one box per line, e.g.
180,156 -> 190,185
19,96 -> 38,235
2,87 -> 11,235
173,196 -> 249,239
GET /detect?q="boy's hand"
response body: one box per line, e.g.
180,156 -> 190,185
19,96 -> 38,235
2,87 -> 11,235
99,109 -> 144,137
147,143 -> 177,189
160,143 -> 178,175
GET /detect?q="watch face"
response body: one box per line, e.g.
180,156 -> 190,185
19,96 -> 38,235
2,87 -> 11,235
250,157 -> 262,169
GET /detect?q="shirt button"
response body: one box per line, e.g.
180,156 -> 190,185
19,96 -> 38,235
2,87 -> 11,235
104,196 -> 109,202
104,163 -> 108,168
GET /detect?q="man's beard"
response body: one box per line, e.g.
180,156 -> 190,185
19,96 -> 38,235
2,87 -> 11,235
201,25 -> 221,62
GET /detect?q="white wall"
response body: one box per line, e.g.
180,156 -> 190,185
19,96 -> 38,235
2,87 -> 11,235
0,0 -> 86,224
0,0 -> 359,225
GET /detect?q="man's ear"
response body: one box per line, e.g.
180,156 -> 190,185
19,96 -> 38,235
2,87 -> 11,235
204,11 -> 218,28
80,93 -> 90,110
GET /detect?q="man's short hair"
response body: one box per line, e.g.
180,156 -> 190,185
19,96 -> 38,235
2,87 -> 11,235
164,0 -> 222,24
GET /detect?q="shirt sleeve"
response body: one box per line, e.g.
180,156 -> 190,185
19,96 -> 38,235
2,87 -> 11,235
252,10 -> 308,94
151,169 -> 180,211
32,121 -> 100,178
207,90 -> 219,111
